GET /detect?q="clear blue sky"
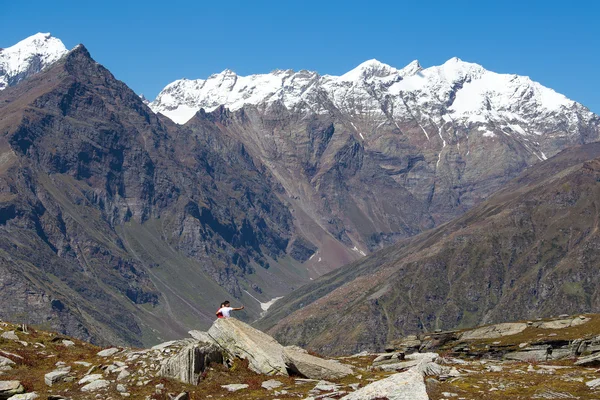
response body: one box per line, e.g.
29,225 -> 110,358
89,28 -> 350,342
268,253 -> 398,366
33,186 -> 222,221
2,0 -> 599,113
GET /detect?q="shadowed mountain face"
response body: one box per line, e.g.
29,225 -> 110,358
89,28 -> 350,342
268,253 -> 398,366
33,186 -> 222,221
0,46 -> 311,346
258,143 -> 600,355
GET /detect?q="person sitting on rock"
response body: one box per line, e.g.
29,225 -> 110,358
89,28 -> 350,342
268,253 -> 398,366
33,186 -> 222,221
216,301 -> 244,318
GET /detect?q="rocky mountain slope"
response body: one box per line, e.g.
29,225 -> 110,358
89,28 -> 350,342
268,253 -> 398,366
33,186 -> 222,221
0,42 -> 317,347
0,33 -> 67,91
151,57 -> 600,269
4,314 -> 600,400
258,142 -> 600,355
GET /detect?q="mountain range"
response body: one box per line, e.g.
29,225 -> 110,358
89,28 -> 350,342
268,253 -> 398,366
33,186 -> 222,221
1,32 -> 600,348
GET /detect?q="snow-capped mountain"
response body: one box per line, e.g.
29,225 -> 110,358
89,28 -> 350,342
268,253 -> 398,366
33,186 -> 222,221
150,58 -> 591,138
151,58 -> 599,270
0,33 -> 68,90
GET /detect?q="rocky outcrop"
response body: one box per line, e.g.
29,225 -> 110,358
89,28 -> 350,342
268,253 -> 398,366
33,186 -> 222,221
208,318 -> 288,376
158,339 -> 223,385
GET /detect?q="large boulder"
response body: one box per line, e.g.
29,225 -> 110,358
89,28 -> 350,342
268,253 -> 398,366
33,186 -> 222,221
283,347 -> 352,379
207,318 -> 288,376
340,369 -> 428,400
158,339 -> 224,384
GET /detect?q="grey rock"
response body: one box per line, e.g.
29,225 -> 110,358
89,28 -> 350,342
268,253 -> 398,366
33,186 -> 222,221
117,369 -> 130,380
6,394 -> 39,400
116,384 -> 127,393
341,369 -> 428,400
167,393 -> 189,400
0,332 -> 18,341
80,380 -> 109,392
0,357 -> 15,368
0,381 -> 24,399
586,378 -> 600,389
575,352 -> 600,367
97,348 -> 119,357
313,381 -> 341,392
283,347 -> 353,380
44,370 -> 70,386
61,340 -> 75,347
221,384 -> 248,392
78,374 -> 103,385
158,339 -> 223,384
73,361 -> 92,367
208,318 -> 288,375
261,379 -> 283,390
461,323 -> 527,340
188,331 -> 214,343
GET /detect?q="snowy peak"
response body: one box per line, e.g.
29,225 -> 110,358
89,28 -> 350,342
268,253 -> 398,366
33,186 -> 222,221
0,32 -> 68,90
338,59 -> 399,81
151,57 -> 594,134
398,60 -> 422,77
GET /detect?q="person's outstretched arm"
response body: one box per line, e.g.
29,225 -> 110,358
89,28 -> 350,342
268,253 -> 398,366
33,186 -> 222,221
233,306 -> 244,311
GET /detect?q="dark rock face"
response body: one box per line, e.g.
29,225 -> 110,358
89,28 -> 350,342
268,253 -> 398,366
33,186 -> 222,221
260,143 -> 600,355
0,46 -> 303,346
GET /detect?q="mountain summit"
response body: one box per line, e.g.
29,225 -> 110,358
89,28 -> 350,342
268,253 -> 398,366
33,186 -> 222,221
0,32 -> 67,90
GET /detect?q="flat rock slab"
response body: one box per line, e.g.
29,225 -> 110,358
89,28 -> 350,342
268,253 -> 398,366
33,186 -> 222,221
44,370 -> 70,386
461,323 -> 527,340
221,384 -> 248,392
341,369 -> 428,400
284,347 -> 353,380
0,381 -> 24,398
97,348 -> 119,357
208,318 -> 288,376
80,380 -> 109,392
261,379 -> 283,390
538,317 -> 589,330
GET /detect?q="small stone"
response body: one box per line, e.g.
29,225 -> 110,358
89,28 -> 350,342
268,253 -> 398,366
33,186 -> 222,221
313,380 -> 340,392
221,384 -> 249,392
97,348 -> 120,357
487,365 -> 503,372
0,332 -> 18,341
74,361 -> 92,367
80,380 -> 109,392
116,384 -> 127,393
44,370 -> 70,386
0,356 -> 15,368
61,340 -> 75,347
117,369 -> 130,380
78,374 -> 103,385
